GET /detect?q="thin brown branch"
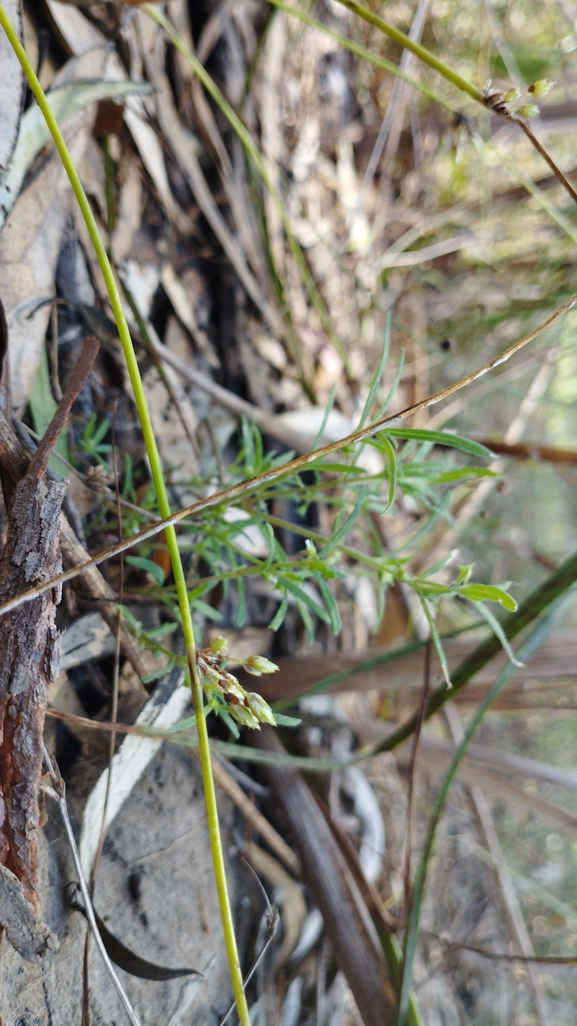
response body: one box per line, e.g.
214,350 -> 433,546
475,439 -> 577,464
28,335 -> 99,479
514,116 -> 577,204
423,931 -> 577,965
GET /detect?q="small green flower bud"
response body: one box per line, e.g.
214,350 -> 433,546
516,103 -> 540,119
529,79 -> 554,97
209,635 -> 229,656
503,87 -> 521,102
242,654 -> 280,676
246,692 -> 277,726
222,675 -> 246,702
229,702 -> 261,729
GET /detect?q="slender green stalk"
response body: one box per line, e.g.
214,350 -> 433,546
379,932 -> 424,1026
394,607 -> 559,1025
335,0 -> 577,204
265,0 -> 457,111
334,0 -> 485,103
0,10 -> 249,1025
267,0 -> 577,241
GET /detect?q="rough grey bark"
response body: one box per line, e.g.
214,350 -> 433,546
0,407 -> 151,679
0,473 -> 66,958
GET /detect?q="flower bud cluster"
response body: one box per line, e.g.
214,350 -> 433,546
483,79 -> 554,119
197,636 -> 278,729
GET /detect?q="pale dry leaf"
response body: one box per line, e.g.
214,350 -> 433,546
0,47 -> 110,412
47,0 -> 192,233
79,670 -> 190,879
160,262 -> 220,368
0,0 -> 24,174
0,79 -> 152,232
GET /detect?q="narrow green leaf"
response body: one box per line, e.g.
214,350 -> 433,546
219,707 -> 240,738
260,522 -> 276,572
358,313 -> 391,430
273,713 -> 302,727
126,555 -> 166,586
146,621 -> 178,640
379,434 -> 398,513
169,715 -> 197,733
432,467 -> 499,483
319,489 -> 366,557
372,350 -> 405,423
420,599 -> 452,687
269,591 -> 289,631
387,428 -> 493,459
118,604 -> 142,637
316,576 -> 343,635
312,384 -> 337,449
281,577 -> 330,624
472,601 -> 524,667
142,663 -> 175,684
121,451 -> 134,499
236,577 -> 247,628
296,597 -> 315,640
192,598 -> 223,622
458,583 -> 518,611
91,416 -> 111,446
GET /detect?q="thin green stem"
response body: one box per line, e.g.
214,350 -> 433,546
394,607 -> 559,1025
0,10 -> 249,1025
334,0 -> 485,103
268,0 -> 577,240
265,0 -> 457,111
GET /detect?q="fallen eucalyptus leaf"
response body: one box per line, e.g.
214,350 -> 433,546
69,887 -> 202,981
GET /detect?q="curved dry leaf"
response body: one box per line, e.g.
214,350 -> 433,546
0,79 -> 152,232
79,668 -> 189,878
0,47 -> 110,412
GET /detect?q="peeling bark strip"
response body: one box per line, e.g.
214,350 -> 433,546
0,475 -> 66,958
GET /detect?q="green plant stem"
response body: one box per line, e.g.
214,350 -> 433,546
370,546 -> 577,756
266,0 -> 456,110
334,0 -> 485,103
268,0 -> 577,241
335,0 -> 577,205
0,10 -> 249,1025
394,607 -> 559,1025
